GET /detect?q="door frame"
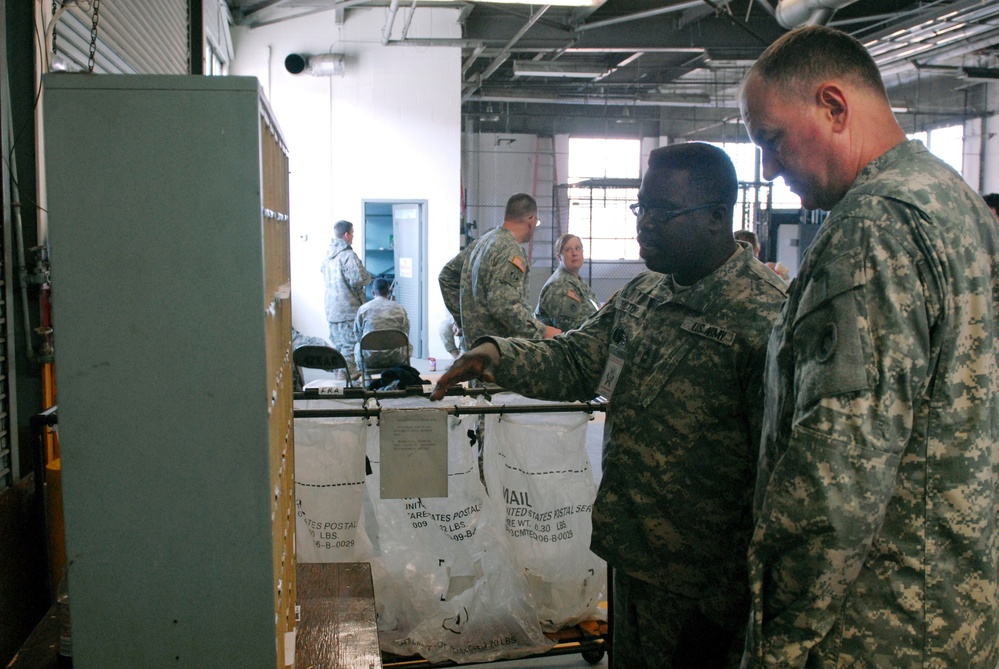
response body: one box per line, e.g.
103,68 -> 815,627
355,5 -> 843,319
362,199 -> 428,359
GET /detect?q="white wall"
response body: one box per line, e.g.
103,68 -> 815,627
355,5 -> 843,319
976,83 -> 999,195
964,116 -> 983,191
229,8 -> 462,360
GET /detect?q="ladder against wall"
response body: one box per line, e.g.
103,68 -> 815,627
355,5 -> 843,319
43,74 -> 295,668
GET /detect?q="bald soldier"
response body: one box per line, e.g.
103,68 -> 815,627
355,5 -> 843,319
740,26 -> 999,667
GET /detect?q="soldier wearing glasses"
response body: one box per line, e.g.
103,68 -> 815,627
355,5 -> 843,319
432,143 -> 786,668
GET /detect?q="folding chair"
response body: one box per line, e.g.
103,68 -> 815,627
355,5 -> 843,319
358,329 -> 410,387
293,345 -> 352,389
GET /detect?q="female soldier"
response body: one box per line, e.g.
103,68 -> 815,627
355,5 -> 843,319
535,233 -> 600,332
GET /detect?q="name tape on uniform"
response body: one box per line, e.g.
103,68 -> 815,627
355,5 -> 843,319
681,318 -> 735,346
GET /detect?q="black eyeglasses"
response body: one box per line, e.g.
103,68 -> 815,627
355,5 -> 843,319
629,202 -> 722,222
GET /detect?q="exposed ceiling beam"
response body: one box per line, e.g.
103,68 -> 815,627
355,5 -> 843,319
462,5 -> 551,100
575,0 -> 703,31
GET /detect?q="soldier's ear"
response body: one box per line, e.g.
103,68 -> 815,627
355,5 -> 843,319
706,203 -> 729,234
817,83 -> 848,132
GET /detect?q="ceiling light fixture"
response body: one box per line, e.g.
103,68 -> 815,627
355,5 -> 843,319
642,92 -> 714,105
512,61 -> 609,78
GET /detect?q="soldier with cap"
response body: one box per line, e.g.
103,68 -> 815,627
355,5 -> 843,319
432,143 -> 786,668
321,219 -> 372,380
740,25 -> 999,667
439,193 -> 560,348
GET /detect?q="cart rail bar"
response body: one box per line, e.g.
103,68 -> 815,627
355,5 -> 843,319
293,399 -> 607,420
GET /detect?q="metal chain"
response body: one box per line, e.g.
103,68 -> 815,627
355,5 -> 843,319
88,0 -> 101,73
51,1 -> 59,57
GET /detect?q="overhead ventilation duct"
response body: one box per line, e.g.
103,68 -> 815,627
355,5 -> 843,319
774,0 -> 859,28
284,53 -> 346,76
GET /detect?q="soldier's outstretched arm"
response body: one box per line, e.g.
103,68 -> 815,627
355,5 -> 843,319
430,343 -> 501,400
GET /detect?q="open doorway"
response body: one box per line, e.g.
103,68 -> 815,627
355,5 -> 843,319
362,200 -> 428,359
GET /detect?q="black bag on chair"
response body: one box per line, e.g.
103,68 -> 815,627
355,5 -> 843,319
367,364 -> 427,390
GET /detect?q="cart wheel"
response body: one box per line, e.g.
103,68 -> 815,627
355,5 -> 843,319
581,648 -> 605,665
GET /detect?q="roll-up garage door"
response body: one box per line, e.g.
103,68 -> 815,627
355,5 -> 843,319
56,0 -> 188,74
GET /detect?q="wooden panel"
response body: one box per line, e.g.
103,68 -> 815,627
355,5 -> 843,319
261,101 -> 296,669
296,563 -> 382,669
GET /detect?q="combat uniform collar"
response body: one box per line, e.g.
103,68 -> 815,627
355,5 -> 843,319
658,244 -> 755,314
850,139 -> 925,196
326,237 -> 351,260
495,226 -> 518,244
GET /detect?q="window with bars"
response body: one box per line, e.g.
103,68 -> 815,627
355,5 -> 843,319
566,138 -> 641,261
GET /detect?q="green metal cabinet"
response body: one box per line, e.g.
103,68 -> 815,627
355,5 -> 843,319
42,74 -> 296,668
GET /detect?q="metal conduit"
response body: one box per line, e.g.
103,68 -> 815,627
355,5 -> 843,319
381,0 -> 401,45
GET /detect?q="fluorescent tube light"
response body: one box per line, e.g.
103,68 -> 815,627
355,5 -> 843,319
512,60 -> 609,78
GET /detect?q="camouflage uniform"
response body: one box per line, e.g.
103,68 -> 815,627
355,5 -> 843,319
321,237 -> 372,376
535,267 -> 600,332
439,312 -> 461,358
291,327 -> 329,350
353,296 -> 412,370
744,141 -> 999,668
439,227 -> 546,347
484,244 -> 786,666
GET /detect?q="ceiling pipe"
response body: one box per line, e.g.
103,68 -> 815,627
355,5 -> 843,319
774,0 -> 859,28
382,0 -> 401,45
400,0 -> 419,39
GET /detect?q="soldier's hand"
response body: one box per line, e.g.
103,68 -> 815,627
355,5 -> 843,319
430,343 -> 501,400
543,326 -> 561,339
